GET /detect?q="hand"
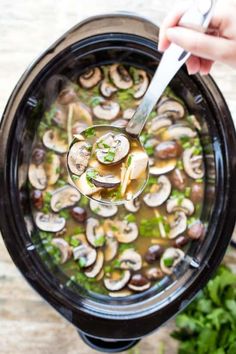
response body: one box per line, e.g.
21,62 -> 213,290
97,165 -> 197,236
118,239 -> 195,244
158,0 -> 236,75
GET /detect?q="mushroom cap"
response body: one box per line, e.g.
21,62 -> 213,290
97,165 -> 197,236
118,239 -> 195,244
90,200 -> 118,218
149,158 -> 176,176
35,212 -> 66,232
50,185 -> 81,212
51,238 -> 72,264
91,173 -> 121,189
104,235 -> 118,261
96,133 -> 130,165
28,163 -> 47,190
73,243 -> 97,267
148,115 -> 172,134
118,249 -> 142,271
124,198 -> 140,213
93,99 -> 120,120
143,175 -> 171,207
104,270 -> 131,291
183,147 -> 204,179
163,124 -> 197,140
115,220 -> 138,243
42,129 -> 68,154
169,212 -> 187,239
109,64 -> 133,90
85,250 -> 104,278
133,70 -> 149,99
86,217 -> 105,248
100,80 -> 117,98
79,67 -> 102,88
67,141 -> 92,176
128,274 -> 151,292
166,197 -> 194,215
160,247 -> 185,275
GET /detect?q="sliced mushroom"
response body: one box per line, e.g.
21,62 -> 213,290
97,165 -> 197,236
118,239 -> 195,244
143,175 -> 171,207
144,244 -> 164,263
150,158 -> 176,176
85,250 -> 104,278
169,212 -> 187,239
104,234 -> 118,261
109,64 -> 133,89
86,217 -> 105,248
104,270 -> 131,291
148,115 -> 172,134
35,212 -> 66,232
42,129 -> 68,154
45,153 -> 60,185
31,190 -> 44,209
89,171 -> 121,189
118,249 -> 142,271
93,99 -> 120,120
166,197 -> 194,215
57,87 -> 77,105
155,141 -> 182,159
73,102 -> 93,125
157,97 -> 185,119
96,133 -> 130,165
160,247 -> 185,275
67,141 -> 92,176
50,185 -> 81,212
51,238 -> 72,264
73,172 -> 101,196
115,221 -> 138,243
124,198 -> 140,213
32,148 -> 46,165
169,168 -> 187,191
90,200 -> 118,217
128,274 -> 151,292
108,290 -> 132,297
187,220 -> 204,240
100,80 -> 118,98
28,163 -> 47,190
123,108 -> 135,120
183,147 -> 204,179
73,243 -> 97,267
145,267 -> 164,281
112,119 -> 128,128
133,70 -> 149,99
79,67 -> 102,88
163,124 -> 197,140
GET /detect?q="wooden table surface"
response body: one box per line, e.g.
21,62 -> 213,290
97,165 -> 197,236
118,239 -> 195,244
1,1 -> 236,353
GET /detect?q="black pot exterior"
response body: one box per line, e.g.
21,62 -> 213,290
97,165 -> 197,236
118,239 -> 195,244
1,13 -> 236,342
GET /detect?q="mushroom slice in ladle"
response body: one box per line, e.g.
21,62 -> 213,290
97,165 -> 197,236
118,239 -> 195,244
88,170 -> 121,189
128,274 -> 151,292
116,220 -> 138,243
183,147 -> 204,179
160,247 -> 185,275
93,99 -> 120,120
73,172 -> 101,196
78,67 -> 102,89
67,141 -> 92,176
86,217 -> 106,248
169,211 -> 187,239
50,185 -> 81,212
96,133 -> 130,165
28,163 -> 47,190
157,97 -> 185,119
35,212 -> 66,232
143,175 -> 171,207
133,70 -> 149,99
124,198 -> 140,213
100,80 -> 117,98
85,250 -> 104,278
150,158 -> 176,176
90,200 -> 118,218
104,270 -> 131,291
109,64 -> 133,89
104,235 -> 118,261
73,243 -> 97,267
166,197 -> 194,215
51,238 -> 72,264
118,249 -> 142,271
42,128 -> 68,154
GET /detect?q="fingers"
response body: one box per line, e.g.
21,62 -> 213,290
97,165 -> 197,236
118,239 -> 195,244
166,26 -> 232,63
186,56 -> 214,75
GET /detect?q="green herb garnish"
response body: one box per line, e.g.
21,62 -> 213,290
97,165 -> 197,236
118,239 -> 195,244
125,213 -> 136,223
163,257 -> 174,267
94,235 -> 106,247
104,150 -> 116,162
84,127 -> 96,138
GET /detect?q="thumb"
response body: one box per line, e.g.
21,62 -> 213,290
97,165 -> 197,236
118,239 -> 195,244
166,26 -> 231,63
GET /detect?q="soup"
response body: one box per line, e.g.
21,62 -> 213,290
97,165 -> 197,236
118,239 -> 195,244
28,63 -> 205,296
67,126 -> 149,203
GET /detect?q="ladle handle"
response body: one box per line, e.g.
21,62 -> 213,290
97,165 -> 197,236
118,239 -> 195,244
126,0 -> 216,137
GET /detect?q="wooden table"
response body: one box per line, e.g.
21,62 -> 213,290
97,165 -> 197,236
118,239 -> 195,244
1,1 -> 236,353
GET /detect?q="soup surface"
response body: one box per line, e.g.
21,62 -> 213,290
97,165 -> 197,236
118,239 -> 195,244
28,63 -> 205,296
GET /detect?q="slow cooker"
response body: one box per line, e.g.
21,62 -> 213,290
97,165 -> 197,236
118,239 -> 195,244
1,13 -> 236,353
